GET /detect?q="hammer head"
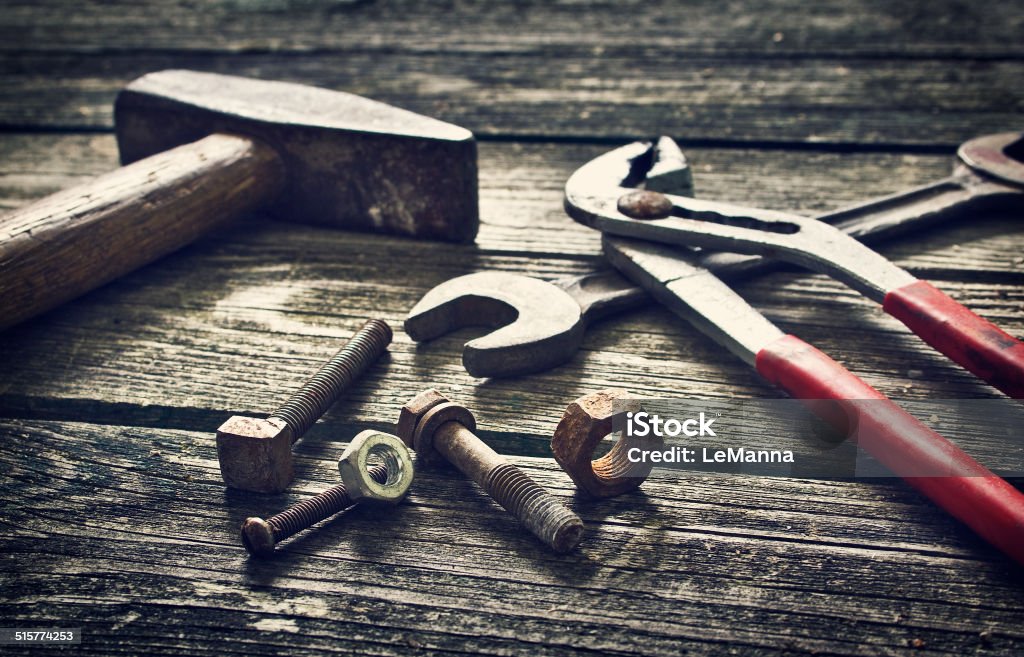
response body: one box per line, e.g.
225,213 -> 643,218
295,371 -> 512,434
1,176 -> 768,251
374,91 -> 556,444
114,70 -> 478,242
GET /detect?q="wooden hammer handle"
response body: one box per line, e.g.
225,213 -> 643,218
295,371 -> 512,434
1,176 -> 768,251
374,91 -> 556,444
0,133 -> 284,330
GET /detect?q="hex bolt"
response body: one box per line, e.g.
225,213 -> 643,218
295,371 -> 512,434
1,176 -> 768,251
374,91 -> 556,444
242,430 -> 414,557
216,318 -> 393,493
397,389 -> 584,553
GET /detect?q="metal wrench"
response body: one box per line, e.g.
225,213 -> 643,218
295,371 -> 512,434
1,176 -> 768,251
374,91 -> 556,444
567,135 -> 1024,397
407,134 -> 1024,379
603,233 -> 1024,566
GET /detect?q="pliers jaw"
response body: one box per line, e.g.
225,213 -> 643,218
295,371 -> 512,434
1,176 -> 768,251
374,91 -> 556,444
564,137 -> 695,227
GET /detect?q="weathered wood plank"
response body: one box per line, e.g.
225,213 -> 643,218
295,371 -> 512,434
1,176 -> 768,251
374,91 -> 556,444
3,52 -> 1021,145
2,0 -> 1023,58
1,137 -> 1020,446
0,418 -> 1021,656
2,134 -> 1021,275
0,217 -> 1020,448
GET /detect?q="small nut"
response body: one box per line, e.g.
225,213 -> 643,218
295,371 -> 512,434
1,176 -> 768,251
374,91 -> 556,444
216,416 -> 294,493
551,389 -> 662,498
337,430 -> 415,504
397,389 -> 449,448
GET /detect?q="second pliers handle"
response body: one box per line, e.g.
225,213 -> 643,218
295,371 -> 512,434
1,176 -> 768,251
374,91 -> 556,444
884,281 -> 1024,399
757,334 -> 1024,565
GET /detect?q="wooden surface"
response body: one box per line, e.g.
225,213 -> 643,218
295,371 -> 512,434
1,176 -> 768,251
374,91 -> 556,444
1,1 -> 1023,654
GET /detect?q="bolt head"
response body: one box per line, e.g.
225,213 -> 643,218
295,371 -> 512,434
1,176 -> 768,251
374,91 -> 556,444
240,517 -> 276,557
337,430 -> 415,504
396,389 -> 450,447
617,190 -> 672,220
551,389 -> 660,498
216,416 -> 294,493
410,401 -> 476,466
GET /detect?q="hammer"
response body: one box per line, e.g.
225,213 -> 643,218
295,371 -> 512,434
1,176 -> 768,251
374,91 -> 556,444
0,70 -> 478,331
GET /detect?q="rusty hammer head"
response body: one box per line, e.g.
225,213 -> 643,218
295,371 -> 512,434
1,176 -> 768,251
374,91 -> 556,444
115,70 -> 478,241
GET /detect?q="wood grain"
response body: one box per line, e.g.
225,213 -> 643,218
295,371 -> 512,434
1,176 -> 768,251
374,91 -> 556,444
2,0 -> 1022,57
1,1 -> 1023,654
0,418 -> 1022,656
2,51 -> 1021,145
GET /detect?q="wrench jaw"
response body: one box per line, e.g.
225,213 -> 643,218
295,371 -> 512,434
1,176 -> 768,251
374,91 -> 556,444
958,131 -> 1024,188
404,272 -> 586,378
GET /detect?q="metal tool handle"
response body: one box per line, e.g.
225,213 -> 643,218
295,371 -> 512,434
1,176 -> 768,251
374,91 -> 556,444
570,174 -> 1021,324
0,133 -> 284,331
756,334 -> 1024,565
883,281 -> 1024,398
554,270 -> 648,323
700,173 -> 1016,278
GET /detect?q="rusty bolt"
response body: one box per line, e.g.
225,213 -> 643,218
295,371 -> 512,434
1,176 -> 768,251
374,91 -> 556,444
551,389 -> 663,498
397,389 -> 584,553
217,318 -> 393,493
241,430 -> 413,557
617,190 -> 672,220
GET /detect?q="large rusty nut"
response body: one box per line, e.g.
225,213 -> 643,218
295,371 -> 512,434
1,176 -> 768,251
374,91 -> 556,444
411,401 -> 476,466
397,389 -> 476,466
216,416 -> 294,494
551,389 -> 663,499
337,430 -> 415,504
396,389 -> 449,448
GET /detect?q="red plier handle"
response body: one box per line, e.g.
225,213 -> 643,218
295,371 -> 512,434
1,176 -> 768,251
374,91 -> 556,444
758,334 -> 1024,565
884,280 -> 1024,398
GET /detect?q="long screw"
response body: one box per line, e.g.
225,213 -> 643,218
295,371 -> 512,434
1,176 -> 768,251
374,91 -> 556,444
400,391 -> 584,553
273,318 -> 393,444
241,465 -> 388,557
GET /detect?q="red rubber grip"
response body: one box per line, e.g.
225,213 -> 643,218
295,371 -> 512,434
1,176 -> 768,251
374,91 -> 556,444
756,334 -> 1024,565
883,280 -> 1024,398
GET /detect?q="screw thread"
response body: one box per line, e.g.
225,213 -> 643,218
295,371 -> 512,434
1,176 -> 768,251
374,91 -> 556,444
271,319 -> 392,441
482,463 -> 584,553
268,464 -> 389,543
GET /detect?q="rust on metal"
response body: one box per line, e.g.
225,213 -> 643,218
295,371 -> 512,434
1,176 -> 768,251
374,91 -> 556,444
551,389 -> 662,498
616,190 -> 672,220
241,430 -> 412,558
216,319 -> 393,494
398,389 -> 584,553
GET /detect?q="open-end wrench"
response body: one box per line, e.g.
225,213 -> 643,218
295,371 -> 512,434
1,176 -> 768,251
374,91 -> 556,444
407,134 -> 1024,379
603,233 -> 1024,566
567,135 -> 1024,397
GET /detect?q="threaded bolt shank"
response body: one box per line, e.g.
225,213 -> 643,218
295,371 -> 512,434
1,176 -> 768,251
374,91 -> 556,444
271,319 -> 392,442
241,464 -> 388,557
433,420 -> 583,553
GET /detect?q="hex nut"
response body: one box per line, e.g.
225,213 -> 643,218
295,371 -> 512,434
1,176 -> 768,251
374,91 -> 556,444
551,389 -> 662,498
410,401 -> 476,466
337,430 -> 415,504
216,416 -> 294,493
397,389 -> 449,448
